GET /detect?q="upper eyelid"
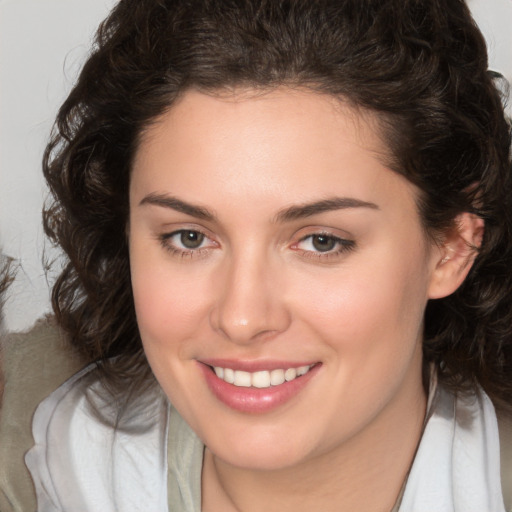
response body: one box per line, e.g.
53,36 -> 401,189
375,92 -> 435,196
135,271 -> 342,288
293,223 -> 353,235
297,231 -> 345,241
293,226 -> 354,243
161,225 -> 216,241
163,229 -> 215,242
293,233 -> 353,248
163,227 -> 209,237
159,228 -> 216,249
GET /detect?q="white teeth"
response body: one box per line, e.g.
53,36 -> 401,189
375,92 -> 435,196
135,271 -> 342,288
212,364 -> 313,388
297,365 -> 309,377
284,368 -> 297,381
270,369 -> 285,386
252,371 -> 271,388
234,370 -> 252,387
224,368 -> 235,384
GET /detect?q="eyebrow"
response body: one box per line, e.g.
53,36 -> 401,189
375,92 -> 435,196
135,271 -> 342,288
274,197 -> 379,222
139,193 -> 215,220
139,193 -> 379,222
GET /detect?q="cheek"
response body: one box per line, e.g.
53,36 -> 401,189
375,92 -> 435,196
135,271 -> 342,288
129,243 -> 212,348
293,251 -> 430,356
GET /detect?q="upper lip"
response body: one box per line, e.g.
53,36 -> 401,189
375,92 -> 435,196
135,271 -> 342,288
199,358 -> 319,372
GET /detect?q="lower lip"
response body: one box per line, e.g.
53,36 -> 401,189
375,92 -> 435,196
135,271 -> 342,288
199,363 -> 321,414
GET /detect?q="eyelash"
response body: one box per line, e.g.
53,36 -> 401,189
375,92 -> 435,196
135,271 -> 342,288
292,233 -> 355,261
158,229 -> 355,261
159,229 -> 215,258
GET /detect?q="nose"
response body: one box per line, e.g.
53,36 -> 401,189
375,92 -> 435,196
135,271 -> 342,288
209,249 -> 291,344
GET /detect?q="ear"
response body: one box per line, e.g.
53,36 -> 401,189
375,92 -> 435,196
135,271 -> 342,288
428,212 -> 484,299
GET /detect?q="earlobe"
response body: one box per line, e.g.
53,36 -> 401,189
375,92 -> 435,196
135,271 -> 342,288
428,212 -> 484,299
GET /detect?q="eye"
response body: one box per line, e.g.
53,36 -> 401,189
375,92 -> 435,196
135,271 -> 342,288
303,234 -> 337,252
177,230 -> 205,249
293,233 -> 355,258
159,229 -> 216,256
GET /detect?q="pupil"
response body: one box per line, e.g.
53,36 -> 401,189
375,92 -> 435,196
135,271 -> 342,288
180,231 -> 204,249
312,235 -> 335,252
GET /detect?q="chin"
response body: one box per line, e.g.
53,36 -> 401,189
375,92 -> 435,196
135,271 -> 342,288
205,426 -> 321,472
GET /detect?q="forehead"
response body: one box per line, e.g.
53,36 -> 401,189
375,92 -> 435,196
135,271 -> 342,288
131,88 -> 417,217
136,87 -> 391,163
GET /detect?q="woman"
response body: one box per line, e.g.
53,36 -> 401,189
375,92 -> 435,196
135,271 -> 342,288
26,0 -> 512,510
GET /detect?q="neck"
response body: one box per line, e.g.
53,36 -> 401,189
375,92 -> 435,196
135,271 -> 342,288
202,373 -> 427,512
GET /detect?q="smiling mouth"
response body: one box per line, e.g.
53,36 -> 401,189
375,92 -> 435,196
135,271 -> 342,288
210,364 -> 316,389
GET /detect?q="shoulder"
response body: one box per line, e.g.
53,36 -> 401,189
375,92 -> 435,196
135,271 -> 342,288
0,318 -> 83,512
496,406 -> 512,512
400,381 -> 507,512
25,364 -> 170,512
25,365 -> 114,511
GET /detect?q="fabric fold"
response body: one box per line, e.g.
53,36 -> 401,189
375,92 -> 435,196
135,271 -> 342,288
399,385 -> 505,512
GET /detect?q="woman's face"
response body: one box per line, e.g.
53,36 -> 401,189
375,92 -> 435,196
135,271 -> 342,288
129,88 -> 442,471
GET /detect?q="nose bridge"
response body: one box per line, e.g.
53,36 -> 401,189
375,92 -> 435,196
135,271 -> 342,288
211,241 -> 289,343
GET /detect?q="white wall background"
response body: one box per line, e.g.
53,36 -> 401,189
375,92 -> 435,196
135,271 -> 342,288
1,0 -> 511,333
0,0 -> 117,332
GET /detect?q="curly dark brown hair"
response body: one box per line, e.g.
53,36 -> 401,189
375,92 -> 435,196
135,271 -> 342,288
43,0 -> 512,407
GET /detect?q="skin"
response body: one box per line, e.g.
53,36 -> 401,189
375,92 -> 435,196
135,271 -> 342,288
128,88 -> 478,512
